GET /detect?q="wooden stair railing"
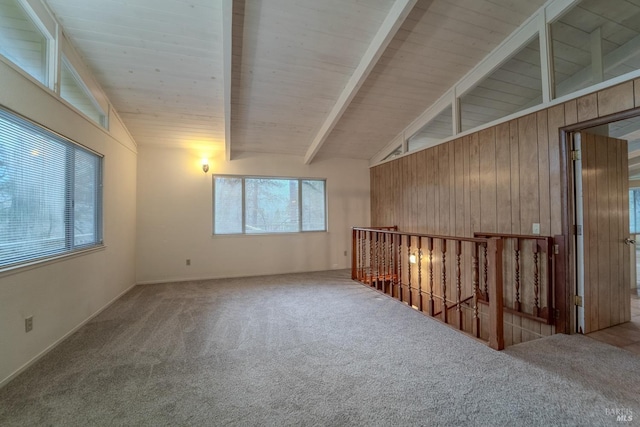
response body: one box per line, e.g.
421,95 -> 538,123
352,227 -> 556,350
352,227 -> 503,349
474,232 -> 555,325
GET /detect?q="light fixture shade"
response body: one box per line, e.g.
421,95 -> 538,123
201,158 -> 209,173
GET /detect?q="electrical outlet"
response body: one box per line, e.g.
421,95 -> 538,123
186,259 -> 191,266
532,223 -> 540,235
25,316 -> 33,333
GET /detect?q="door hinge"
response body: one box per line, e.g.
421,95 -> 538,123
571,150 -> 581,161
554,308 -> 560,319
553,244 -> 559,254
573,225 -> 582,235
574,295 -> 583,307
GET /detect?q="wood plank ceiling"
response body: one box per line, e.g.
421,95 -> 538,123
42,0 -> 638,163
45,0 -> 224,153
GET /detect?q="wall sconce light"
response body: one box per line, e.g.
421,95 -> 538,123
201,158 -> 209,173
409,253 -> 417,264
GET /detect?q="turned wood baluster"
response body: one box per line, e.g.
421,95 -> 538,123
483,243 -> 488,301
355,230 -> 360,280
514,238 -> 521,312
360,230 -> 366,281
398,234 -> 403,302
428,237 -> 434,316
370,231 -> 375,286
380,233 -> 387,292
456,240 -> 462,330
407,237 -> 412,306
369,231 -> 375,285
390,234 -> 400,297
388,233 -> 394,295
472,242 -> 480,338
533,241 -> 540,317
417,237 -> 423,312
375,232 -> 381,288
441,239 -> 448,324
352,229 -> 357,280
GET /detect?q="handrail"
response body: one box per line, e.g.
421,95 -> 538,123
352,226 -> 504,349
351,226 -> 556,350
353,227 -> 488,244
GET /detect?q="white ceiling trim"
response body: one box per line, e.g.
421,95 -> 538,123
370,0 -> 581,167
302,0 -> 418,165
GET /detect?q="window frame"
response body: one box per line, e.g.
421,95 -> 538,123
630,188 -> 640,234
0,105 -> 104,271
59,54 -> 107,127
212,175 -> 328,235
0,0 -> 54,87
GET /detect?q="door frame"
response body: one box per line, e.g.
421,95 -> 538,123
559,108 -> 640,334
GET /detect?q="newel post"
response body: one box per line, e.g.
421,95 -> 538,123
351,228 -> 357,280
487,237 -> 505,350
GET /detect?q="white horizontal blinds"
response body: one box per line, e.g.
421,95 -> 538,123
0,0 -> 48,84
301,180 -> 325,231
0,111 -> 66,265
0,108 -> 102,268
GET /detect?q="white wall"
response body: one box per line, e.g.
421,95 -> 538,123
0,60 -> 137,386
136,147 -> 370,283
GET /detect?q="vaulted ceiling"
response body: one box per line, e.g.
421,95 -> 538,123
43,0 -> 550,163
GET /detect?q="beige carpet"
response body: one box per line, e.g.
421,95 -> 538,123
0,270 -> 638,426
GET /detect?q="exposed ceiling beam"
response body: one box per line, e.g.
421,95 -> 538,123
303,0 -> 418,164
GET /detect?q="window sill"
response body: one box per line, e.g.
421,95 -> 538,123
0,245 -> 106,278
211,230 -> 329,238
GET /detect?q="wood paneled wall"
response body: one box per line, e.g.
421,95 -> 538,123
372,107 -> 564,237
370,78 -> 640,343
371,79 -> 640,235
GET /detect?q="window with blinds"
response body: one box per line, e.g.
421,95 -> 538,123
0,106 -> 103,269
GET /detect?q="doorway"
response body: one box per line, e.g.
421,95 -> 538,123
566,112 -> 640,347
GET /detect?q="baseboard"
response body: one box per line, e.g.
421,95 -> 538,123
0,282 -> 137,389
136,267 -> 349,285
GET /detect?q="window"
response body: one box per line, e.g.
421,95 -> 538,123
630,189 -> 640,234
60,55 -> 106,126
0,106 -> 103,269
407,105 -> 453,152
213,176 -> 326,234
383,145 -> 402,161
551,0 -> 640,99
460,36 -> 542,132
0,0 -> 50,85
